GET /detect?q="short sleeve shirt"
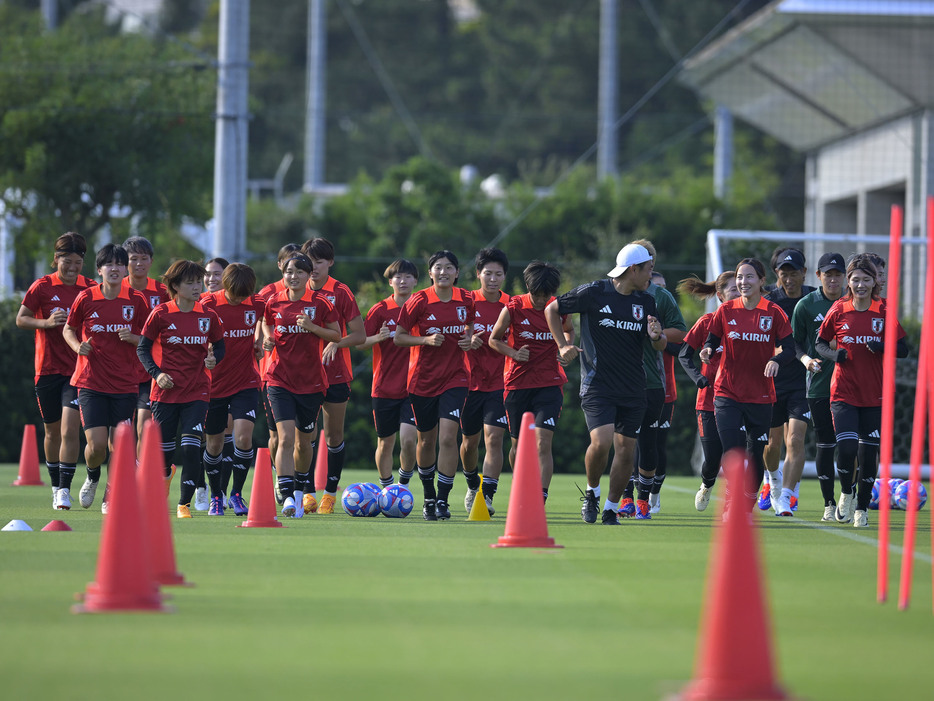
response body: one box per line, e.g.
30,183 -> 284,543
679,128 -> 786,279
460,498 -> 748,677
263,288 -> 337,395
201,291 -> 265,398
643,283 -> 686,391
21,272 -> 95,380
683,312 -> 720,412
312,276 -> 361,384
122,277 -> 171,384
791,288 -> 838,399
765,285 -> 815,394
503,294 -> 567,391
364,296 -> 409,399
466,290 -> 509,392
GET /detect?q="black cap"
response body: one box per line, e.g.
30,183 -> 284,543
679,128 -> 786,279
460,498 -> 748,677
818,252 -> 845,273
775,249 -> 805,271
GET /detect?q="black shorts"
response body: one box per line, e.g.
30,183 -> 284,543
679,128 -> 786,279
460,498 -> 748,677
77,388 -> 136,430
830,401 -> 882,443
655,401 -> 674,430
263,384 -> 276,433
640,387 -> 666,432
324,382 -> 351,404
713,396 -> 771,452
151,400 -> 209,442
205,388 -> 260,435
372,396 -> 416,438
461,389 -> 508,436
580,392 -> 647,438
410,387 -> 468,433
136,381 -> 152,411
34,374 -> 78,424
770,387 -> 811,428
266,386 -> 324,433
808,397 -> 835,445
504,386 -> 564,439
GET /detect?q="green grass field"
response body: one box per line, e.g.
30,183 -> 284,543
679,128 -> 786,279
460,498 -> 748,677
1,467 -> 932,700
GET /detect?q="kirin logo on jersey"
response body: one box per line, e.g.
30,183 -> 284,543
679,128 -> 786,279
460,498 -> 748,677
632,304 -> 644,321
456,306 -> 468,323
841,335 -> 855,345
122,306 -> 134,321
303,307 -> 316,321
150,296 -> 161,309
244,310 -> 256,326
198,318 -> 211,333
90,324 -> 105,334
759,316 -> 772,332
872,318 -> 884,334
727,331 -> 742,340
426,327 -> 442,335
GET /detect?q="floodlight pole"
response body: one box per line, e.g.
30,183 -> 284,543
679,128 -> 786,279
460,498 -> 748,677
304,0 -> 327,191
597,0 -> 618,179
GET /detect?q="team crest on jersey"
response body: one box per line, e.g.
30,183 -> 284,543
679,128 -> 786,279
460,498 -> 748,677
304,306 -> 316,320
198,318 -> 211,333
456,306 -> 468,322
759,316 -> 772,332
632,304 -> 644,321
244,310 -> 256,326
326,295 -> 336,305
150,295 -> 161,308
872,318 -> 884,334
122,305 -> 134,321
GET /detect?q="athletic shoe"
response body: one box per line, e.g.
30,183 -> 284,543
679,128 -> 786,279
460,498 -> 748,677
648,492 -> 661,514
53,487 -> 72,510
601,509 -> 620,525
464,487 -> 478,513
208,495 -> 225,516
580,490 -> 599,524
302,493 -> 318,514
484,495 -> 496,516
423,499 -> 437,521
775,494 -> 793,517
853,509 -> 869,528
79,478 -> 98,509
757,483 -> 772,511
100,483 -> 111,515
635,499 -> 651,520
292,490 -> 304,518
228,493 -> 249,516
318,494 -> 335,515
790,495 -> 798,512
821,505 -> 836,522
695,485 -> 712,512
619,497 -> 636,518
274,468 -> 285,505
193,487 -> 210,511
177,504 -> 192,519
435,499 -> 451,520
51,487 -> 59,508
165,464 -> 177,498
281,496 -> 296,518
835,492 -> 854,523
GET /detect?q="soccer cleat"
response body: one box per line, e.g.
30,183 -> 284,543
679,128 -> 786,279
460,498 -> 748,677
580,490 -> 599,524
435,499 -> 451,520
618,497 -> 636,518
193,487 -> 210,511
176,504 -> 192,519
853,509 -> 869,528
51,487 -> 59,508
648,492 -> 661,515
292,491 -> 304,518
100,483 -> 111,514
423,499 -> 437,521
464,487 -> 478,513
635,499 -> 652,520
695,485 -> 712,512
228,492 -> 248,516
484,495 -> 496,516
835,492 -> 854,523
208,495 -> 225,516
318,493 -> 335,515
757,483 -> 772,511
302,493 -> 318,514
601,508 -> 620,525
790,495 -> 798,511
79,478 -> 99,509
281,496 -> 296,518
821,505 -> 836,522
165,464 -> 177,497
775,494 -> 793,517
53,487 -> 72,510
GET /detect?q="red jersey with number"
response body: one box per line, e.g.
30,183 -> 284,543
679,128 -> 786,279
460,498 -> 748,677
67,285 -> 149,394
683,312 -> 722,412
312,276 -> 361,384
502,294 -> 567,391
397,287 -> 474,396
466,290 -> 509,392
21,272 -> 95,380
201,291 -> 265,398
707,297 -> 791,404
364,296 -> 409,399
818,298 -> 905,407
122,277 -> 170,384
263,288 -> 337,395
141,300 -> 224,403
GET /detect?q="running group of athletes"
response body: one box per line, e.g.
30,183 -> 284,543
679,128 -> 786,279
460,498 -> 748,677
16,230 -> 906,528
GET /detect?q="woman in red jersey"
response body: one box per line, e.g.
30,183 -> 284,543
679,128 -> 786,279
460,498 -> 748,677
677,271 -> 738,512
16,232 -> 93,510
395,250 -> 475,521
137,260 -> 225,518
699,259 -> 795,516
816,254 -> 908,528
261,254 -> 340,518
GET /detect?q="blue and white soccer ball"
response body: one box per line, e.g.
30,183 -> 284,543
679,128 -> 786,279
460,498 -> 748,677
894,480 -> 927,511
378,484 -> 414,518
341,483 -> 379,517
360,483 -> 383,516
888,479 -> 904,508
869,479 -> 881,510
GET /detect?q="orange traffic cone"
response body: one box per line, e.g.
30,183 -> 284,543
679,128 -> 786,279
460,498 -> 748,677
678,449 -> 787,700
238,448 -> 284,528
74,423 -> 169,613
491,412 -> 561,549
314,436 -> 328,492
12,424 -> 44,486
138,420 -> 190,587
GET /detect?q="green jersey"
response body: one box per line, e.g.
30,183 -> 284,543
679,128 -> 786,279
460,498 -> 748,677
642,283 -> 686,391
791,287 -> 841,398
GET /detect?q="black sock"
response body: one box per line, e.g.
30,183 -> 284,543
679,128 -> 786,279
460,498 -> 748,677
856,441 -> 879,511
294,471 -> 308,495
542,489 -> 548,503
379,476 -> 393,488
837,439 -> 857,494
58,462 -> 76,490
637,473 -> 653,501
87,465 -> 102,483
437,472 -> 454,503
651,473 -> 666,496
220,435 -> 234,493
277,476 -> 295,501
418,464 -> 436,500
815,444 -> 837,505
178,440 -> 201,506
623,475 -> 635,500
303,441 -> 317,494
325,442 -> 345,494
398,468 -> 413,485
46,462 -> 60,489
463,468 -> 480,491
482,476 -> 498,500
231,446 -> 253,495
203,450 -> 223,497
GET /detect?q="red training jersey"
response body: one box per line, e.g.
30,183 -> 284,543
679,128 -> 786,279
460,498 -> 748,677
201,291 -> 265,399
122,277 -> 170,384
502,294 -> 567,391
364,296 -> 410,399
263,288 -> 337,395
311,276 -> 361,384
663,351 -> 677,403
466,290 -> 510,392
683,312 -> 721,412
397,287 -> 474,396
21,272 -> 95,381
67,285 -> 149,394
818,298 -> 905,407
258,278 -> 287,379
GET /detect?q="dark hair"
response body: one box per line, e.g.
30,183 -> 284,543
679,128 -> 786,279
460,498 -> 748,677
677,271 -> 735,301
282,254 -> 313,274
384,259 -> 419,280
95,244 -> 128,269
865,252 -> 886,270
54,232 -> 87,260
428,250 -> 459,284
222,263 -> 256,299
162,260 -> 206,298
205,257 -> 230,271
523,261 -> 560,297
844,254 -> 882,301
123,236 -> 154,258
302,237 -> 334,261
277,243 -> 302,265
735,257 -> 767,280
475,248 -> 509,274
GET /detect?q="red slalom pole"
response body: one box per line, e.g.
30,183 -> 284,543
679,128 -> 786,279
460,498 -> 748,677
878,204 -> 902,602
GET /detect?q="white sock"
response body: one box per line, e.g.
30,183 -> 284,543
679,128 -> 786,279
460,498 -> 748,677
587,485 -> 601,499
768,468 -> 782,488
603,499 -> 619,513
781,487 -> 794,500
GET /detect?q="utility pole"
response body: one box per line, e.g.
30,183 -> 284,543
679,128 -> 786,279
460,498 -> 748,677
304,0 -> 327,191
597,0 -> 618,179
41,0 -> 58,29
213,0 -> 250,261
713,105 -> 733,200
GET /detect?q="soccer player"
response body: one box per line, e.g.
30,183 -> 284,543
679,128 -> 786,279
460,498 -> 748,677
760,248 -> 816,516
544,243 -> 666,526
792,252 -> 846,522
699,258 -> 795,517
302,238 -> 365,515
62,244 -> 149,512
17,232 -> 93,509
677,272 -> 739,511
460,248 -> 511,514
137,260 -> 226,518
201,263 -> 265,516
261,254 -> 340,518
489,261 -> 574,511
816,254 -> 908,527
359,259 -> 419,488
395,250 -> 475,521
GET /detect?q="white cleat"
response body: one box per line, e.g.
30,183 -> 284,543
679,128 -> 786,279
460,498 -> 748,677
695,485 -> 712,512
79,478 -> 98,509
291,490 -> 304,518
193,487 -> 210,511
281,496 -> 296,518
464,487 -> 478,513
835,492 -> 855,523
53,487 -> 72,510
648,492 -> 661,514
853,509 -> 869,528
821,505 -> 836,522
775,494 -> 793,517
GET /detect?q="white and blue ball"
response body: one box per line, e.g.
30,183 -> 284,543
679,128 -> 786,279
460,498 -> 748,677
341,482 -> 379,517
869,479 -> 881,510
894,480 -> 927,511
378,484 -> 414,518
888,479 -> 904,508
360,483 -> 383,516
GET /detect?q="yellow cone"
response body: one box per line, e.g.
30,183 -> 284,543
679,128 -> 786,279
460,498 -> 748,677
467,478 -> 491,521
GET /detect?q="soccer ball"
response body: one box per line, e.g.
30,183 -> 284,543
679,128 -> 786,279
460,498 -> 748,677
869,479 -> 881,510
341,483 -> 378,517
360,483 -> 383,517
378,484 -> 414,518
894,480 -> 927,511
888,479 -> 904,509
